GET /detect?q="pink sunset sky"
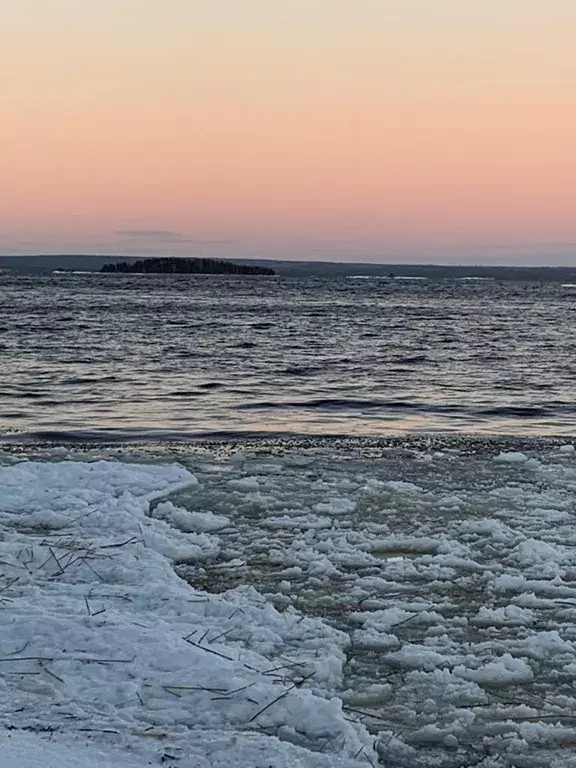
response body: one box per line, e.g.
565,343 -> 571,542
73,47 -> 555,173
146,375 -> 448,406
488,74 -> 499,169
2,1 -> 576,264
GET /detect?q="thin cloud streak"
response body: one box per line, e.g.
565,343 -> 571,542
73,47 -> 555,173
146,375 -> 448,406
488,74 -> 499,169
115,229 -> 185,239
114,230 -> 236,244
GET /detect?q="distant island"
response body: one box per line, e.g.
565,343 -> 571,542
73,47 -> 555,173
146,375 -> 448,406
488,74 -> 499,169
100,257 -> 275,276
2,254 -> 576,281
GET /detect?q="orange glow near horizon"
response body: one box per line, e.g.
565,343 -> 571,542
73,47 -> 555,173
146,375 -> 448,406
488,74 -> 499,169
2,1 -> 576,262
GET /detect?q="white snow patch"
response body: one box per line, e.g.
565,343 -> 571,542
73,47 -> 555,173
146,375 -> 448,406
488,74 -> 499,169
0,460 -> 372,767
228,476 -> 260,492
352,628 -> 400,651
493,451 -> 529,464
314,498 -> 357,516
385,480 -> 423,493
454,654 -> 534,686
511,538 -> 565,566
472,605 -> 536,627
153,501 -> 231,532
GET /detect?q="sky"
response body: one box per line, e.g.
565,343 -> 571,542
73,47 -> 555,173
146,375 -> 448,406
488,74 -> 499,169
1,1 -> 576,264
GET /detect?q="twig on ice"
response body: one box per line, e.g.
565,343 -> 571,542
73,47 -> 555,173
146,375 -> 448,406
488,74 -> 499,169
0,656 -> 55,663
40,663 -> 65,684
84,596 -> 106,617
183,637 -> 235,661
62,508 -> 98,528
247,684 -> 297,723
163,684 -> 227,695
208,627 -> 236,644
247,671 -> 316,723
198,628 -> 211,644
8,641 -> 30,655
100,537 -> 141,549
79,558 -> 105,581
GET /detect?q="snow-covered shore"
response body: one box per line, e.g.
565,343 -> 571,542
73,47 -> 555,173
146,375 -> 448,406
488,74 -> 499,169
5,442 -> 576,767
0,459 -> 372,767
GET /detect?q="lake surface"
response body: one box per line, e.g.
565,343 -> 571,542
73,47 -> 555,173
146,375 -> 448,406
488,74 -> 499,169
1,272 -> 576,441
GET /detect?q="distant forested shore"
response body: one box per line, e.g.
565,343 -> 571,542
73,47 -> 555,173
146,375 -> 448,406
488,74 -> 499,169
100,257 -> 275,276
1,254 -> 576,281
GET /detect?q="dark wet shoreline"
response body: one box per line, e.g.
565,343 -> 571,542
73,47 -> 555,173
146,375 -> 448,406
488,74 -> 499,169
1,431 -> 573,461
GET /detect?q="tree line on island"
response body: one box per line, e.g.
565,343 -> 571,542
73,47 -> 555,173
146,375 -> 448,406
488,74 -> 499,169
101,257 -> 274,276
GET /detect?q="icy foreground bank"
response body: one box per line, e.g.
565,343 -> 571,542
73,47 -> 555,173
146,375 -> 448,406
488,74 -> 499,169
0,460 -> 372,767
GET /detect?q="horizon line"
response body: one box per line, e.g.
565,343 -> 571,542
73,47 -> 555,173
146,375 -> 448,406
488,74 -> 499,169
1,253 -> 576,270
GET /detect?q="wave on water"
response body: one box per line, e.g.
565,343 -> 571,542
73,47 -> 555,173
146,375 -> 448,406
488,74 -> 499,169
233,398 -> 566,417
233,398 -> 444,411
3,271 -> 576,441
393,275 -> 428,280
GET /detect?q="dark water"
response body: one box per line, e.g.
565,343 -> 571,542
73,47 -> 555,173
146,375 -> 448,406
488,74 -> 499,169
1,272 -> 576,441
